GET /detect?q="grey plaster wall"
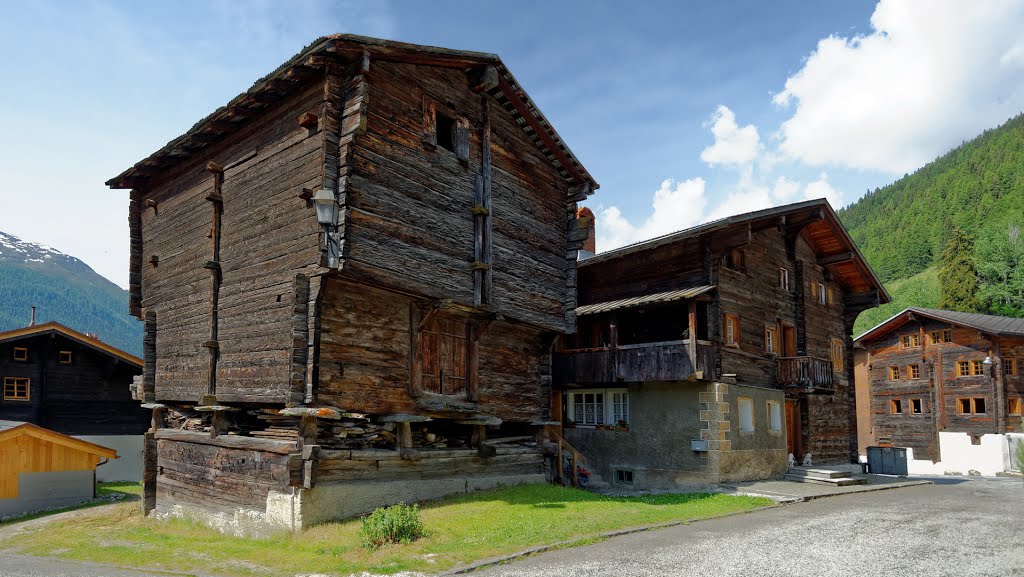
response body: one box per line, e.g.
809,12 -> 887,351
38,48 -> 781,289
75,435 -> 140,482
0,470 -> 94,517
565,382 -> 714,490
719,383 -> 788,482
271,473 -> 548,531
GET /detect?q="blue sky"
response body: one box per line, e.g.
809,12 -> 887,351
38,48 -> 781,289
2,1 -> 1023,288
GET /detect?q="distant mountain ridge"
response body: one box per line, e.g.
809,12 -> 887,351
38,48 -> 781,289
0,231 -> 142,356
840,113 -> 1024,335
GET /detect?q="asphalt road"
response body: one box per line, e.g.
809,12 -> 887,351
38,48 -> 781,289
473,476 -> 1024,577
0,477 -> 1021,576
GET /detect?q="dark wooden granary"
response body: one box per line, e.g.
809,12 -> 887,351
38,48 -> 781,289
106,35 -> 596,532
554,200 -> 889,489
854,307 -> 1024,461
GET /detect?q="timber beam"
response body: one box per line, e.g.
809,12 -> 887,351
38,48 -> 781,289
495,75 -> 589,187
844,290 -> 881,311
818,252 -> 855,266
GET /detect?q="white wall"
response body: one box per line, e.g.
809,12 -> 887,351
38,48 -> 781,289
905,432 -> 1021,477
74,435 -> 142,482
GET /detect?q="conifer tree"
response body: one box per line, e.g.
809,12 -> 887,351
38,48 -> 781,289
938,227 -> 980,312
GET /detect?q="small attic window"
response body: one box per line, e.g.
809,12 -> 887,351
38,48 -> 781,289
13,347 -> 28,362
59,351 -> 73,365
436,111 -> 456,152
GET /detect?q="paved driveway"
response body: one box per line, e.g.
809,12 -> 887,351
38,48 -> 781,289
473,476 -> 1024,577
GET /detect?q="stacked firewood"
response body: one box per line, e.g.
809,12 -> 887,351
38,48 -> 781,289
164,407 -> 208,432
245,410 -> 458,449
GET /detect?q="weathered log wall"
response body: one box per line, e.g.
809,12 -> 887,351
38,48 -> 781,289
139,80 -> 325,403
154,431 -> 297,513
316,446 -> 544,483
343,61 -> 570,332
577,238 -> 706,306
317,278 -> 549,422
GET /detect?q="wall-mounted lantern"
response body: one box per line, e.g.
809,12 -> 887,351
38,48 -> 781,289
312,189 -> 339,226
312,189 -> 341,269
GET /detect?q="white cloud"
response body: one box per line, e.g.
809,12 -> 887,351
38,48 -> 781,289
803,173 -> 843,208
593,172 -> 844,252
700,105 -> 762,167
595,178 -> 707,250
774,0 -> 1024,173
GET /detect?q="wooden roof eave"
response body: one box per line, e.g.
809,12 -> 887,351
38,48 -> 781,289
0,423 -> 119,459
0,322 -> 143,367
107,35 -> 598,194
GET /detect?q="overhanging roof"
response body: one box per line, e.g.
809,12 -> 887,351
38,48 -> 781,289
855,307 -> 1024,343
580,198 -> 890,303
576,286 -> 715,316
0,322 -> 142,367
0,423 -> 118,459
106,34 -> 597,193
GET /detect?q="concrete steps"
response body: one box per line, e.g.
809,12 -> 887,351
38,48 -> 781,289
785,466 -> 867,486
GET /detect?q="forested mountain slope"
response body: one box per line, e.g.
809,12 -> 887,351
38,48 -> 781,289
840,113 -> 1024,335
0,231 -> 141,356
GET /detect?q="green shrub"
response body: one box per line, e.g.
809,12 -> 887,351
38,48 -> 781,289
359,503 -> 424,549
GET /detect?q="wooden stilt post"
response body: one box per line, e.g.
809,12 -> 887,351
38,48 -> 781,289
142,431 -> 156,515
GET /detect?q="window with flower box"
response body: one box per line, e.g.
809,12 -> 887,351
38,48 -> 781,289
568,389 -> 629,428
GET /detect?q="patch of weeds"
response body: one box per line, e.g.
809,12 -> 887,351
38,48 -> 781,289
359,503 -> 424,549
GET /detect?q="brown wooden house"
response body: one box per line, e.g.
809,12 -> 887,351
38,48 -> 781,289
555,199 -> 889,489
0,322 -> 145,436
105,35 -> 596,532
854,307 -> 1024,461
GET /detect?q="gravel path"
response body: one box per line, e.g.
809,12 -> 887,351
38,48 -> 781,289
470,476 -> 1024,577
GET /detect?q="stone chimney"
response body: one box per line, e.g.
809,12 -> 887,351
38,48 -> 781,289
576,206 -> 596,254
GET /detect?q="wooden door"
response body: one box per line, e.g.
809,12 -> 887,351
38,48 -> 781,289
785,400 -> 802,459
782,324 -> 797,357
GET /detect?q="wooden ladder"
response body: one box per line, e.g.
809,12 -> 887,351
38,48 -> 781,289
544,425 -> 588,488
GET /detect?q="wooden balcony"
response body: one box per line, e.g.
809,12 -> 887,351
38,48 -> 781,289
777,356 -> 834,393
554,340 -> 715,385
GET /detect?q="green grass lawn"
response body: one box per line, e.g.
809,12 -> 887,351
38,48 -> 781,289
0,484 -> 772,576
0,481 -> 142,526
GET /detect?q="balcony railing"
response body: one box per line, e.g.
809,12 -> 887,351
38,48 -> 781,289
777,356 -> 834,392
554,340 -> 715,385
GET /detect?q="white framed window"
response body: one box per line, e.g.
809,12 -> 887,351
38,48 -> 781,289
738,397 -> 754,432
765,326 -> 778,354
611,391 -> 629,425
767,400 -> 782,431
817,283 -> 827,304
779,267 -> 790,291
569,389 -> 629,427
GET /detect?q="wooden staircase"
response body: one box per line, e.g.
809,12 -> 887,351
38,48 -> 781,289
784,466 -> 867,486
544,426 -> 605,490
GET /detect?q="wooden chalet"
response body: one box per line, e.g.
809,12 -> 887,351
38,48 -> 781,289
854,307 -> 1024,461
105,35 -> 597,532
555,199 -> 889,489
0,322 -> 146,436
